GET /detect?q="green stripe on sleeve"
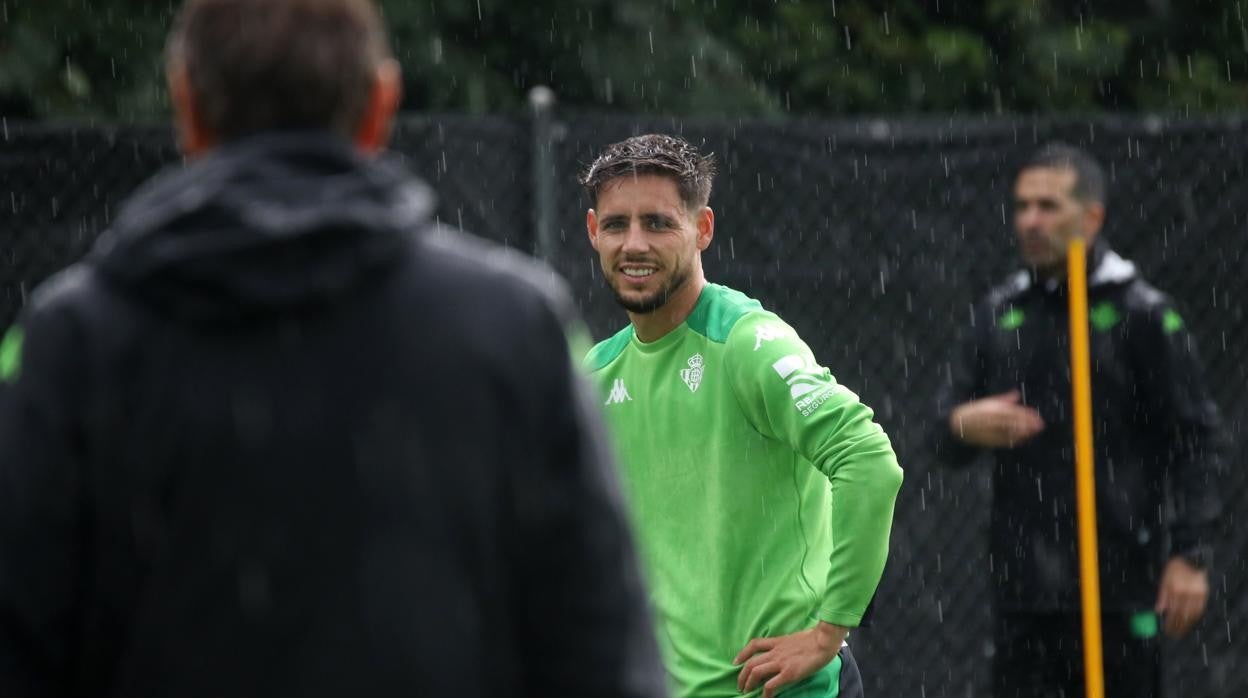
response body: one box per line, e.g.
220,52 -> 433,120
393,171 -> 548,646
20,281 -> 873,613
0,326 -> 23,383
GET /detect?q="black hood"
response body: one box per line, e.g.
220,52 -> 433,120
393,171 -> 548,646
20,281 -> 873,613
92,132 -> 434,323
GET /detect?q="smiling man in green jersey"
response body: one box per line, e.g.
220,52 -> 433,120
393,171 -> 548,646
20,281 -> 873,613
579,134 -> 903,698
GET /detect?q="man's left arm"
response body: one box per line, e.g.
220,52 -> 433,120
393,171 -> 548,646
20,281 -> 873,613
1135,300 -> 1225,636
726,314 -> 902,696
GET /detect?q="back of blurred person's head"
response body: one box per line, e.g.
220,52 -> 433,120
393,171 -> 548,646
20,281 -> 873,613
166,0 -> 399,153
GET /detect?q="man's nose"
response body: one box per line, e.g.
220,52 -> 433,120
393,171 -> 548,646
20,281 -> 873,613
1017,206 -> 1042,231
621,222 -> 649,253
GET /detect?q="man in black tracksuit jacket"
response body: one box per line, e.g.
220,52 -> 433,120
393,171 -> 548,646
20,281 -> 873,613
0,1 -> 666,697
934,145 -> 1224,697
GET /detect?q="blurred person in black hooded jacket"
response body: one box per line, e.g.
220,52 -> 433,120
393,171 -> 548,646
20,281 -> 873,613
0,1 -> 665,697
933,144 -> 1225,698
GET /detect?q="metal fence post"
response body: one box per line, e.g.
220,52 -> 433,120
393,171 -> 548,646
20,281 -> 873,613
528,85 -> 556,262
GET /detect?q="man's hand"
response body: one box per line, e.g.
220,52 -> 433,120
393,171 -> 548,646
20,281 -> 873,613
1155,556 -> 1209,637
948,390 -> 1045,448
733,621 -> 847,698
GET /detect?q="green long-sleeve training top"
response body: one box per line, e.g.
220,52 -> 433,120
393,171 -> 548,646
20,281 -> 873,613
585,283 -> 903,698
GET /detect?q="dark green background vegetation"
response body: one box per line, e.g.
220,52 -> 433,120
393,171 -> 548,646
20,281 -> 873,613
2,0 -> 1245,119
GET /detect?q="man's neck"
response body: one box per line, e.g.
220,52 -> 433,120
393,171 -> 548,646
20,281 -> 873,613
1032,263 -> 1067,282
629,277 -> 708,343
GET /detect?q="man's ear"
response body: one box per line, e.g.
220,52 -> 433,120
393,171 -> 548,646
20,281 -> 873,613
1083,201 -> 1106,241
695,206 -> 715,251
354,59 -> 402,154
166,59 -> 216,157
586,209 -> 600,251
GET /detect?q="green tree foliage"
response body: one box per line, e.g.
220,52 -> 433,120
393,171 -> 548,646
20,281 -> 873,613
0,0 -> 170,119
1,0 -> 1244,119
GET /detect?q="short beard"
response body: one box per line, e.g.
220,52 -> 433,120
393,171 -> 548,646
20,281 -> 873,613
1026,258 -> 1067,280
611,267 -> 690,314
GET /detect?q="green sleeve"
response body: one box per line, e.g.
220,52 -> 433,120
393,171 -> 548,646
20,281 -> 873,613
724,312 -> 903,627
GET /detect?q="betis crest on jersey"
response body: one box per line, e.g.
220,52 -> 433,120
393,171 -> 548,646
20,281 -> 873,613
680,353 -> 704,393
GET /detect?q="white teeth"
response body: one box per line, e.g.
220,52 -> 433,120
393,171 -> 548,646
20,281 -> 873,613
622,268 -> 655,277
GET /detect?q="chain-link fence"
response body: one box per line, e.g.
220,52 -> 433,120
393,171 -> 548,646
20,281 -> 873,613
2,114 -> 1245,697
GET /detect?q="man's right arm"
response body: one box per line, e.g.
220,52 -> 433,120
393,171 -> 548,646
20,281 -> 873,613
933,303 -> 990,465
933,300 -> 1045,460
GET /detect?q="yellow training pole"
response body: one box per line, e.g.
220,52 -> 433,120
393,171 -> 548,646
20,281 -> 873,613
1067,238 -> 1105,698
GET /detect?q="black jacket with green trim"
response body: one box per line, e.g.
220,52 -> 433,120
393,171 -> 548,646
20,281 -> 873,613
934,242 -> 1225,612
0,133 -> 664,698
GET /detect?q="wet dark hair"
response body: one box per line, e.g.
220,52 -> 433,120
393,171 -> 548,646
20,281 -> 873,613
167,0 -> 392,142
1020,143 -> 1106,205
580,134 -> 717,210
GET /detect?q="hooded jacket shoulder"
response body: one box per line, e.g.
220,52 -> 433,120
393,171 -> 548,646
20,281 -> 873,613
985,270 -> 1033,309
419,224 -> 585,342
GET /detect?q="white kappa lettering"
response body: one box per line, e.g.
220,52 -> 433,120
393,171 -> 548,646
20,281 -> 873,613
604,378 -> 633,405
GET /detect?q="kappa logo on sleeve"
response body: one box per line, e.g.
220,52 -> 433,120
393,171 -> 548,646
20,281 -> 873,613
753,323 -> 793,351
771,354 -> 841,416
